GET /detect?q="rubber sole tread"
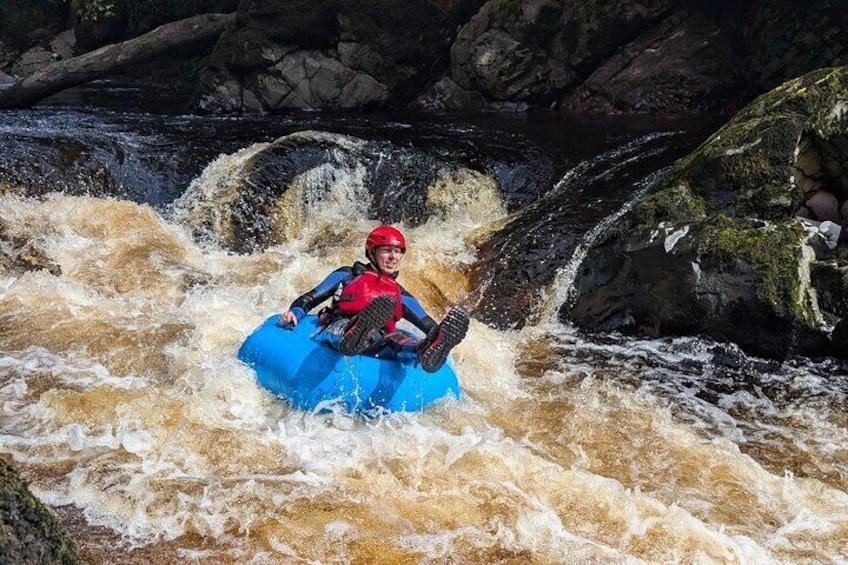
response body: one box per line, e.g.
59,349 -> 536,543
419,306 -> 469,373
338,294 -> 398,356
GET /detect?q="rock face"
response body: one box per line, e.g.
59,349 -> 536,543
192,0 -> 822,113
561,7 -> 739,114
4,0 -> 847,115
0,458 -> 82,564
195,0 -> 847,114
567,67 -> 848,360
195,0 -> 470,112
422,0 -> 848,115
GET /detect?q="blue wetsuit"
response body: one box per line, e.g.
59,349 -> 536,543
286,262 -> 438,358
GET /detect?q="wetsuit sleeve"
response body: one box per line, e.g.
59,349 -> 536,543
287,267 -> 352,321
400,288 -> 438,335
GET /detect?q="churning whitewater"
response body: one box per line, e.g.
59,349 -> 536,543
1,125 -> 847,564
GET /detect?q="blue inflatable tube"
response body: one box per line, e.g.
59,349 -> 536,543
237,315 -> 461,413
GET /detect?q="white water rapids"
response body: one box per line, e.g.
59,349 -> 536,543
0,135 -> 846,564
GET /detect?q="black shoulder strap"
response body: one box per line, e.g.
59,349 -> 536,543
352,261 -> 370,275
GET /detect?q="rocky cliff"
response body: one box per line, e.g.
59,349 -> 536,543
3,0 -> 846,115
192,0 -> 848,114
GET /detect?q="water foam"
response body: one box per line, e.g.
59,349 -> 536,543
1,149 -> 847,563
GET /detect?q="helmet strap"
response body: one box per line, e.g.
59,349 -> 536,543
366,246 -> 401,276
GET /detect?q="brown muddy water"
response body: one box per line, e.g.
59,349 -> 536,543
1,104 -> 845,564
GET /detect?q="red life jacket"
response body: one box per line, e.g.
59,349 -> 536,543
335,270 -> 403,331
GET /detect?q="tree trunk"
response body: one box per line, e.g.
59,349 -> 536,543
0,13 -> 237,109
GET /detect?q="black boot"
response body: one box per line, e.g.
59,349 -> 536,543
339,295 -> 397,356
417,307 -> 469,373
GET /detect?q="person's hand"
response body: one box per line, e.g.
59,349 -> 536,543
278,310 -> 298,329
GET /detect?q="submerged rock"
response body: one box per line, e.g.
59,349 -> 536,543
568,67 -> 848,359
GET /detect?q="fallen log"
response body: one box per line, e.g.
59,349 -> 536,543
0,12 -> 237,109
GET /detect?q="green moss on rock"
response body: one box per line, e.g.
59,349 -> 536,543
629,183 -> 707,231
695,216 -> 811,321
0,458 -> 82,565
650,66 -> 848,223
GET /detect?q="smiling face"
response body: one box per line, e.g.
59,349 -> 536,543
373,245 -> 404,275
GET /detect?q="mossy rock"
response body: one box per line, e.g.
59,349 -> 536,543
0,458 -> 82,564
645,67 -> 848,223
570,67 -> 848,359
694,215 -> 814,323
570,216 -> 817,358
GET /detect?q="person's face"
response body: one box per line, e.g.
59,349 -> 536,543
373,245 -> 404,274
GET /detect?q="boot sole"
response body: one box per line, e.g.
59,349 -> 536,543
420,307 -> 469,373
339,295 -> 397,356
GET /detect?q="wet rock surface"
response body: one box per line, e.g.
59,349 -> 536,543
568,67 -> 848,359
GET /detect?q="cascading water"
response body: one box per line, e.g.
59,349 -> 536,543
0,105 -> 846,564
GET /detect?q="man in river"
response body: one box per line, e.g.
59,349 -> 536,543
278,225 -> 469,373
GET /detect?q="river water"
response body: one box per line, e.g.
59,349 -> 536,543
1,85 -> 846,564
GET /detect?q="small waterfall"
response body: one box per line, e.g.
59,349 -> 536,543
168,129 -> 508,255
537,169 -> 666,325
471,131 -> 686,329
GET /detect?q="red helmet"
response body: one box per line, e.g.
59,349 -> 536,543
366,225 -> 406,255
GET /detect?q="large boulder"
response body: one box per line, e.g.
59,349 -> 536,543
567,67 -> 848,359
